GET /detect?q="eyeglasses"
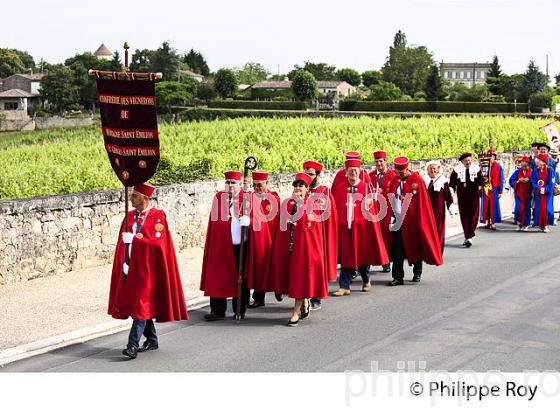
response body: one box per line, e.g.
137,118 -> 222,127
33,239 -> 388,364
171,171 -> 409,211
293,182 -> 307,187
225,181 -> 238,185
252,182 -> 266,187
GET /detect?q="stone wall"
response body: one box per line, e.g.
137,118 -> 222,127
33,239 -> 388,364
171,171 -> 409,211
0,115 -> 96,132
0,154 -> 517,285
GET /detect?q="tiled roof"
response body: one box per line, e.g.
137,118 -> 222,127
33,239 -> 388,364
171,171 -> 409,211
94,43 -> 112,57
0,89 -> 34,98
14,73 -> 44,81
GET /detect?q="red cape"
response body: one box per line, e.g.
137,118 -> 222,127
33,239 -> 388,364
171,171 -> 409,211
200,191 -> 246,298
332,168 -> 371,192
245,191 -> 280,291
389,172 -> 443,266
332,179 -> 389,268
310,185 -> 339,282
369,168 -> 398,259
266,196 -> 329,299
108,208 -> 188,322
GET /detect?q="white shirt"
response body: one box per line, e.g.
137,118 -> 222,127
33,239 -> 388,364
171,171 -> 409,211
394,182 -> 403,215
347,181 -> 359,229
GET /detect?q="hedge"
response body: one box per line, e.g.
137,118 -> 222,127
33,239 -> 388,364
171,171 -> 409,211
208,100 -> 306,111
339,101 -> 529,113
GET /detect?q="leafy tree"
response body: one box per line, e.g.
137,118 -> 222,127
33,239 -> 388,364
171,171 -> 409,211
65,52 -> 112,110
528,91 -> 553,112
182,49 -> 210,76
235,62 -> 269,84
382,30 -> 434,96
130,48 -> 155,72
109,51 -> 122,71
486,55 -> 504,95
291,70 -> 318,101
12,49 -> 35,71
361,70 -> 382,87
214,68 -> 238,98
488,55 -> 502,78
289,61 -> 336,81
268,73 -> 287,81
368,81 -> 402,101
449,83 -> 490,102
155,81 -> 196,113
197,79 -> 217,101
517,60 -> 548,103
335,68 -> 361,86
0,48 -> 26,77
40,64 -> 80,113
150,41 -> 181,81
424,64 -> 446,100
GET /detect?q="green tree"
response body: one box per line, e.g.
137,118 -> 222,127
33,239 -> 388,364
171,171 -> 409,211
528,91 -> 553,112
109,51 -> 122,71
382,30 -> 434,96
368,81 -> 402,101
449,83 -> 490,102
40,64 -> 80,113
289,61 -> 337,81
155,81 -> 196,113
517,60 -> 548,103
486,55 -> 504,95
130,48 -> 155,72
335,68 -> 361,86
0,48 -> 26,77
424,64 -> 446,100
197,79 -> 217,101
235,62 -> 269,84
361,70 -> 382,87
12,49 -> 35,71
182,49 -> 210,76
65,52 -> 112,110
214,68 -> 238,98
488,55 -> 502,78
291,70 -> 318,101
268,74 -> 287,81
150,42 -> 181,81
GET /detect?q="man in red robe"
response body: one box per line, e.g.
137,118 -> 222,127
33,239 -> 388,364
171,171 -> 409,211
387,157 -> 443,286
332,151 -> 371,191
449,152 -> 484,248
423,160 -> 454,254
200,171 -> 250,321
369,150 -> 397,272
331,159 -> 389,296
246,171 -> 282,308
109,183 -> 188,359
303,160 -> 339,310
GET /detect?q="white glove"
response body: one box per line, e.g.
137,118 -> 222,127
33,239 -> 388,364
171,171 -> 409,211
123,262 -> 129,275
540,188 -> 545,195
240,215 -> 251,227
389,223 -> 395,231
122,232 -> 134,244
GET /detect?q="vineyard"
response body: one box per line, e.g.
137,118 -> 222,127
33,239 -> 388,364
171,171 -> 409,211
0,116 -> 548,200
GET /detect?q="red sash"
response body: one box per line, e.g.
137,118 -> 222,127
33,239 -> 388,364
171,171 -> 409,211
515,168 -> 531,226
538,167 -> 548,228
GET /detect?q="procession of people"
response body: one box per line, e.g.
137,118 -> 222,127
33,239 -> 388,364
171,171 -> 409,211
109,143 -> 559,359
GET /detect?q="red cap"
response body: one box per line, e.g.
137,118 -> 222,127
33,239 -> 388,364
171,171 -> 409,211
373,150 -> 387,160
520,156 -> 530,163
393,156 -> 409,170
487,149 -> 497,156
537,154 -> 549,164
294,172 -> 313,186
133,183 -> 155,198
345,151 -> 361,159
224,171 -> 242,181
303,160 -> 323,173
251,171 -> 268,181
345,159 -> 362,168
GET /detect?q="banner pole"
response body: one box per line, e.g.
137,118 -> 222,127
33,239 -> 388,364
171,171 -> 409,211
124,42 -> 130,72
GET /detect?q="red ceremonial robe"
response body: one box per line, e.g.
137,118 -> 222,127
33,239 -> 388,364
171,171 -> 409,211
424,175 -> 453,253
369,168 -> 398,259
449,164 -> 483,240
309,185 -> 339,282
389,172 -> 443,266
332,168 -> 371,192
200,191 -> 246,298
108,208 -> 188,322
332,179 -> 389,268
267,196 -> 328,299
245,190 -> 281,292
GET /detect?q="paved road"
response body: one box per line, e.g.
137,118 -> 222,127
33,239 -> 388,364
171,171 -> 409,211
3,221 -> 560,372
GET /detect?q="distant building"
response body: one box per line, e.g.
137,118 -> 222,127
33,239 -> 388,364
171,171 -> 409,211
94,43 -> 113,60
1,73 -> 44,95
249,80 -> 355,103
440,62 -> 492,88
178,69 -> 204,83
0,89 -> 34,120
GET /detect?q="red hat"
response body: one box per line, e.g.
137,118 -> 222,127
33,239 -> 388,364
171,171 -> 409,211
345,159 -> 361,168
393,156 -> 409,170
294,172 -> 313,186
252,171 -> 268,182
345,151 -> 361,159
520,156 -> 530,163
133,183 -> 155,198
224,171 -> 242,181
373,150 -> 387,160
487,149 -> 497,156
302,160 -> 323,173
537,154 -> 549,164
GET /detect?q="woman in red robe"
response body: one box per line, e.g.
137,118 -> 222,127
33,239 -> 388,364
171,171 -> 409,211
267,173 -> 328,327
423,160 -> 454,254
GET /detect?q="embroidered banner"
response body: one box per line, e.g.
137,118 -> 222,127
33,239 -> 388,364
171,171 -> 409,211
96,77 -> 160,186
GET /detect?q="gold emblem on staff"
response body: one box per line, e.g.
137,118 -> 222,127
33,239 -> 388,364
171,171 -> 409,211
135,232 -> 144,239
139,160 -> 147,169
115,158 -> 120,166
538,180 -> 544,187
154,223 -> 164,232
122,170 -> 129,180
266,204 -> 272,212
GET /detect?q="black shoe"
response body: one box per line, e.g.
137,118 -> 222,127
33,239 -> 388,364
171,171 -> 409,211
382,264 -> 391,273
275,293 -> 284,302
300,299 -> 310,320
387,279 -> 404,286
412,275 -> 421,283
247,301 -> 265,309
138,340 -> 159,353
465,239 -> 472,248
122,346 -> 138,359
286,318 -> 299,327
204,313 -> 226,321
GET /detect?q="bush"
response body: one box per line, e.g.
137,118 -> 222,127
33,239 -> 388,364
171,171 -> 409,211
179,108 -> 314,121
339,100 -> 529,113
528,92 -> 553,112
368,81 -> 402,101
207,100 -> 307,111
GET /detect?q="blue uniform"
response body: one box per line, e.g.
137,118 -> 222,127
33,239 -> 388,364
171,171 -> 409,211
480,162 -> 504,224
508,169 -> 532,227
531,166 -> 556,227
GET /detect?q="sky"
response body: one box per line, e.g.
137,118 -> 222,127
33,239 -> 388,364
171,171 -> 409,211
2,0 -> 559,77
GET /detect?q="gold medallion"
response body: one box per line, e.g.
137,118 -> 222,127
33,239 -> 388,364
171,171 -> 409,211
155,223 -> 164,232
538,180 -> 544,187
122,171 -> 130,180
135,232 -> 144,239
138,160 -> 147,169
